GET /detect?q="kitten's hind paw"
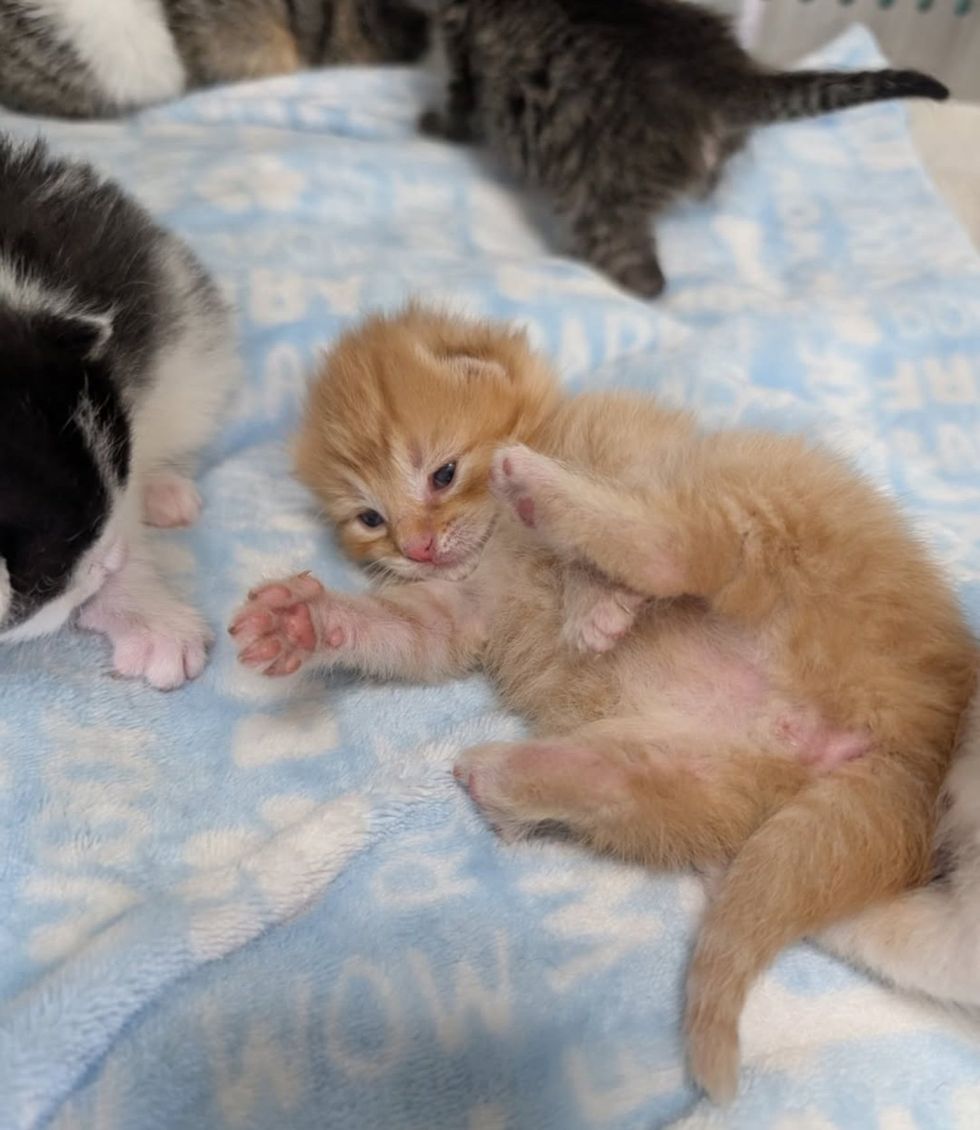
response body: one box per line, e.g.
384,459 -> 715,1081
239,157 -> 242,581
489,444 -> 561,534
563,587 -> 644,654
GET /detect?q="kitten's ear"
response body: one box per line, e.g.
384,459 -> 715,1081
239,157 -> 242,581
38,309 -> 114,359
446,354 -> 508,382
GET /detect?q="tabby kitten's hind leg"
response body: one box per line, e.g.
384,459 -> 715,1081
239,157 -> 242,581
567,201 -> 664,298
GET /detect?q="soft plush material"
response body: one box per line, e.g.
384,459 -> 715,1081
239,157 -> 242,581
2,28 -> 979,1130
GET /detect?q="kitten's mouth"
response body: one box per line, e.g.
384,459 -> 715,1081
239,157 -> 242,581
386,518 -> 497,582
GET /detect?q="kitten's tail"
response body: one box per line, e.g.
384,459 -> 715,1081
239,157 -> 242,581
725,68 -> 948,127
685,752 -> 939,1102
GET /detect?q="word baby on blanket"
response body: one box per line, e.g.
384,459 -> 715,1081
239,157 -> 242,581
1,27 -> 980,1130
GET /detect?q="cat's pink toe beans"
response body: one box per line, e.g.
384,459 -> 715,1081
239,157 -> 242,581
230,573 -> 333,677
245,572 -> 325,609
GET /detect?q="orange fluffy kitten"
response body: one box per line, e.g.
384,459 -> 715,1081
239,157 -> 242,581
230,305 -> 975,1101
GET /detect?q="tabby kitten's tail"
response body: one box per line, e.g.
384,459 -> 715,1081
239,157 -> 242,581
727,68 -> 949,126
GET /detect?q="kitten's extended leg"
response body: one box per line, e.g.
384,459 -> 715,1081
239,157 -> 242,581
565,200 -> 665,299
560,565 -> 645,654
77,537 -> 211,690
491,443 -> 726,600
455,716 -> 807,859
230,572 -> 487,681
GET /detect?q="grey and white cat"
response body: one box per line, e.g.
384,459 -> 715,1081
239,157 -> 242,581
0,135 -> 239,688
419,0 -> 949,297
822,684 -> 980,1009
0,0 -> 429,118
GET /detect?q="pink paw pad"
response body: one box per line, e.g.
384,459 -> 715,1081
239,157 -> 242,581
515,497 -> 536,528
230,573 -> 331,678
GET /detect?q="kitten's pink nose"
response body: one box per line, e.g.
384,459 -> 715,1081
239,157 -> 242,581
402,534 -> 436,563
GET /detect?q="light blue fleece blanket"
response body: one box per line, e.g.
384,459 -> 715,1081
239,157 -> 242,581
2,27 -> 980,1130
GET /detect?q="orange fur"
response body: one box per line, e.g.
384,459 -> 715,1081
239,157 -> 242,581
236,306 -> 976,1101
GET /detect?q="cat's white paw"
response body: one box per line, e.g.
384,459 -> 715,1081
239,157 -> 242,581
143,471 -> 202,528
80,596 -> 212,690
110,619 -> 211,689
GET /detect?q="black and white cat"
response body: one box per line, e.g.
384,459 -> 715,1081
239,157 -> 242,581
0,136 -> 239,688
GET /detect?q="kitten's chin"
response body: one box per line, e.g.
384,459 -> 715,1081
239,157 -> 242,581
381,553 -> 482,583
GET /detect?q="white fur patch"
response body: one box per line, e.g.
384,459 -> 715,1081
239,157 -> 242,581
24,0 -> 186,108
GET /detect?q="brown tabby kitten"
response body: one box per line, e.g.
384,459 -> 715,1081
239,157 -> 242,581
419,0 -> 948,297
230,306 -> 975,1101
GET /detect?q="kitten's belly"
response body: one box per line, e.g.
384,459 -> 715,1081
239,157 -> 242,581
617,617 -> 868,766
489,595 -> 869,770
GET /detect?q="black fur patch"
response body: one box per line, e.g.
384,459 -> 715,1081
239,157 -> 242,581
0,136 -> 169,630
0,307 -> 128,625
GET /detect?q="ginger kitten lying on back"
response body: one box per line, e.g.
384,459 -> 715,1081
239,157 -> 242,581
230,306 -> 975,1101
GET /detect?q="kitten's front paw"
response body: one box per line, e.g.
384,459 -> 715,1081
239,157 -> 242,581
80,600 -> 212,690
230,572 -> 347,677
143,471 -> 202,528
563,588 -> 644,654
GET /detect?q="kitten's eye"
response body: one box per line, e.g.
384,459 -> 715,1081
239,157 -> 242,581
431,462 -> 457,490
358,509 -> 385,529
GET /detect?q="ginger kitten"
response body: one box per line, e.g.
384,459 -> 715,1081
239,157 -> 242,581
231,306 -> 975,1100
